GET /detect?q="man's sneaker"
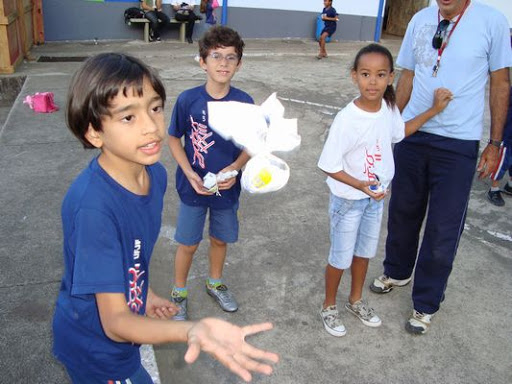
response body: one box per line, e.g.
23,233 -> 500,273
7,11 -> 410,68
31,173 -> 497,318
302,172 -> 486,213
487,189 -> 505,206
345,299 -> 382,327
206,283 -> 238,312
405,310 -> 433,335
320,305 -> 346,337
502,183 -> 512,196
170,291 -> 188,321
370,274 -> 412,294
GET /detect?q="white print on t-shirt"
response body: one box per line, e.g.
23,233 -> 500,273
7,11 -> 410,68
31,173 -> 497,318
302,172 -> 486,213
363,141 -> 382,182
128,239 -> 145,313
189,115 -> 215,169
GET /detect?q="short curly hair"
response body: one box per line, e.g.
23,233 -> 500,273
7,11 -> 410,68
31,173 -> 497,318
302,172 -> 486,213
198,26 -> 245,63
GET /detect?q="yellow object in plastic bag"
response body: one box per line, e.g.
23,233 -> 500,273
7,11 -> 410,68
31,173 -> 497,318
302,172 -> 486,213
252,168 -> 272,189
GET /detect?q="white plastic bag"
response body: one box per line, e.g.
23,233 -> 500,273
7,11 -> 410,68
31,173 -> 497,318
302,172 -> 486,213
241,153 -> 290,194
208,93 -> 300,194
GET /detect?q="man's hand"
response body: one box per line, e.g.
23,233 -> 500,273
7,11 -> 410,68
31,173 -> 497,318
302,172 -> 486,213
477,144 -> 500,179
185,318 -> 279,383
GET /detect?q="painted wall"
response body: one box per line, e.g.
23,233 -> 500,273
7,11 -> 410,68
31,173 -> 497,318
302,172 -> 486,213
42,0 -> 381,42
164,0 -> 381,16
428,0 -> 512,27
474,0 -> 512,27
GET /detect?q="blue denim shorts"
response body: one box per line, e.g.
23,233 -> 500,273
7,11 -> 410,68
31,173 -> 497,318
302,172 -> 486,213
328,193 -> 383,270
174,201 -> 239,245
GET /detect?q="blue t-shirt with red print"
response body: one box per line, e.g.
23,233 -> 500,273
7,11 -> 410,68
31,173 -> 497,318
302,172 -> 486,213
169,84 -> 254,209
52,156 -> 166,380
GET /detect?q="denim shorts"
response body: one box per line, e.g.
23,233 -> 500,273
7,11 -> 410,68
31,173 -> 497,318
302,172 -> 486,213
328,193 -> 383,270
66,364 -> 153,384
174,201 -> 239,245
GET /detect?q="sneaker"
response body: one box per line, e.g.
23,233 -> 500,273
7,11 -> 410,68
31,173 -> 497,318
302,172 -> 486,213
170,291 -> 188,321
370,274 -> 412,294
320,305 -> 346,337
345,299 -> 382,327
206,283 -> 238,312
487,189 -> 505,206
502,183 -> 512,196
187,37 -> 193,44
405,310 -> 433,335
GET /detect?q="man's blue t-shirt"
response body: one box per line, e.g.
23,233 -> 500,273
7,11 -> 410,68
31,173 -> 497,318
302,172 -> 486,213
168,84 -> 254,209
52,157 -> 166,380
397,2 -> 512,140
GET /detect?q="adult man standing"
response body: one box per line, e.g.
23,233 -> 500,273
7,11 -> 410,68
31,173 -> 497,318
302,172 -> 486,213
370,0 -> 512,334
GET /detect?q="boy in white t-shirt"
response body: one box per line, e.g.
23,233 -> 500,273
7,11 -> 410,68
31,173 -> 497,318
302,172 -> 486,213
317,44 -> 452,337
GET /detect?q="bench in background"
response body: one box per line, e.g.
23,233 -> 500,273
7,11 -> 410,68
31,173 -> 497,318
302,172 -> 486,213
127,18 -> 198,43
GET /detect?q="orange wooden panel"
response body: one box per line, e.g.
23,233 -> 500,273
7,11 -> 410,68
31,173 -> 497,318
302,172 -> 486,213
32,0 -> 43,44
7,19 -> 21,64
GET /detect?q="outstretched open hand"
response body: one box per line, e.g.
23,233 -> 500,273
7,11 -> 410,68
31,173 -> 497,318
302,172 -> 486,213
185,318 -> 279,382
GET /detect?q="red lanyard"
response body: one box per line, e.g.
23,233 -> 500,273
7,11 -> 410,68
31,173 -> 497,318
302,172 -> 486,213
432,0 -> 470,77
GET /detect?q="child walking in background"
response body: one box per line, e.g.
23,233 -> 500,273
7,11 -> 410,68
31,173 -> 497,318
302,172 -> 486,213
168,26 -> 253,321
317,44 -> 452,336
52,52 -> 278,383
200,0 -> 218,26
486,85 -> 512,206
317,0 -> 338,59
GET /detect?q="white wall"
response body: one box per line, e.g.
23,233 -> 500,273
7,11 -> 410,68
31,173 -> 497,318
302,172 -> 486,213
428,0 -> 512,27
480,0 -> 512,26
164,0 -> 383,17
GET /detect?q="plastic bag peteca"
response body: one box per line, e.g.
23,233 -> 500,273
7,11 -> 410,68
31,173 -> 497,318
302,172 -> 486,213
208,93 -> 300,194
23,92 -> 59,113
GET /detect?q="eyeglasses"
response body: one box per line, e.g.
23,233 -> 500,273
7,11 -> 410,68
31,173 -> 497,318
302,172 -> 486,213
208,52 -> 239,64
432,19 -> 450,49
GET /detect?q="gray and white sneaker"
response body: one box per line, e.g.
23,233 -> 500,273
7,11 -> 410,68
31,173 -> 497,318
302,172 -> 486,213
405,310 -> 433,335
170,292 -> 188,321
345,299 -> 382,327
206,283 -> 238,312
370,274 -> 412,294
320,305 -> 346,337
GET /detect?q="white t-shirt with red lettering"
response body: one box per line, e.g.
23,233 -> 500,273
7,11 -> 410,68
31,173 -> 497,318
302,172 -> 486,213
318,99 -> 405,200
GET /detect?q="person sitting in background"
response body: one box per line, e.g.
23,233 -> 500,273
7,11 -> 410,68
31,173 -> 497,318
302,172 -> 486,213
140,0 -> 169,42
172,1 -> 202,43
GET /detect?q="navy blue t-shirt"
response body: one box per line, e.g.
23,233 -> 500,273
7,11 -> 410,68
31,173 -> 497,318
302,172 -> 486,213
322,6 -> 337,34
53,157 -> 166,380
168,84 -> 254,209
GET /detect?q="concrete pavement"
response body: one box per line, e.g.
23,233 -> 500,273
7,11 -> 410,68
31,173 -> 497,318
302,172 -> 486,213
0,37 -> 511,384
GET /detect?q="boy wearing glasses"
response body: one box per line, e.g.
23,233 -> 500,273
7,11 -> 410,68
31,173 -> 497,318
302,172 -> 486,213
168,26 -> 253,321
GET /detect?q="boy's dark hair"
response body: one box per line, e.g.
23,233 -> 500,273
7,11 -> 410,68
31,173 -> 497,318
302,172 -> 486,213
67,53 -> 166,149
198,26 -> 245,62
352,43 -> 396,108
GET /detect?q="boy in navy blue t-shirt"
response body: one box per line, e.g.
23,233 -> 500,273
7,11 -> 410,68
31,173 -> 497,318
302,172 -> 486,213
317,0 -> 338,59
53,53 -> 278,383
168,26 -> 252,320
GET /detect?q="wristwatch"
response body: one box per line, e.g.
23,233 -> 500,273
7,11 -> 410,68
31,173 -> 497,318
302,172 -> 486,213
488,139 -> 502,148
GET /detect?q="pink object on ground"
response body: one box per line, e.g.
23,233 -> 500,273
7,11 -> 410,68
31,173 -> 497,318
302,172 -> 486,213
23,92 -> 59,113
